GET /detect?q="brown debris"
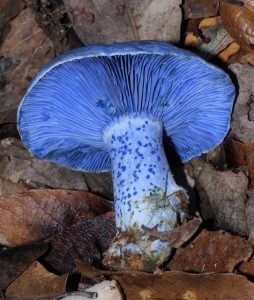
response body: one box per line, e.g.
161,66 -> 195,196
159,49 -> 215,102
239,254 -> 254,277
186,157 -> 249,235
5,261 -> 68,300
44,212 -> 116,274
0,0 -> 25,42
229,64 -> 254,144
0,242 -> 48,289
64,0 -> 182,44
0,189 -> 112,246
220,1 -> 254,52
115,271 -> 254,300
169,229 -> 253,273
225,138 -> 254,188
184,0 -> 219,19
0,8 -> 55,90
0,138 -> 88,196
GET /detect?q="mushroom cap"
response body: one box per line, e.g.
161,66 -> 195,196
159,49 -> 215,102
17,41 -> 235,172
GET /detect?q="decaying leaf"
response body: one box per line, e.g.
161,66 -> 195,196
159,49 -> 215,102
0,189 -> 112,246
186,157 -> 249,235
44,212 -> 116,273
184,0 -> 219,19
115,271 -> 254,300
229,63 -> 254,144
0,0 -> 25,42
0,8 -> 54,89
0,242 -> 48,290
220,1 -> 254,51
0,138 -> 88,195
5,261 -> 68,300
64,0 -> 182,44
168,229 -> 252,273
225,138 -> 254,188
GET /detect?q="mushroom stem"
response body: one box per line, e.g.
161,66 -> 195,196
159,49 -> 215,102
103,115 -> 187,270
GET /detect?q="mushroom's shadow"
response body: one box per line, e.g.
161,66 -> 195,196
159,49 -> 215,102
163,133 -> 199,215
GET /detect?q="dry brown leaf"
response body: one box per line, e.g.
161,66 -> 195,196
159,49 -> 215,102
245,0 -> 254,13
0,0 -> 25,42
0,8 -> 54,89
220,1 -> 254,51
239,254 -> 254,276
64,0 -> 182,44
115,271 -> 254,300
186,157 -> 249,235
168,230 -> 253,273
0,138 -> 88,195
0,189 -> 112,246
0,242 -> 48,290
5,261 -> 68,300
229,63 -> 254,143
184,0 -> 219,19
225,138 -> 254,188
44,212 -> 116,274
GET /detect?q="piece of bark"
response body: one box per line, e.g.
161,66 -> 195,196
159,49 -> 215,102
186,157 -> 249,235
5,261 -> 68,300
44,212 -> 116,274
0,189 -> 112,246
0,8 -> 55,90
0,138 -> 88,195
229,63 -> 254,144
64,0 -> 182,44
168,229 -> 253,273
184,0 -> 219,19
0,242 -> 48,289
220,1 -> 254,51
115,271 -> 254,300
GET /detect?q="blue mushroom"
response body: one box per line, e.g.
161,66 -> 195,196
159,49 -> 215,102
17,41 -> 235,270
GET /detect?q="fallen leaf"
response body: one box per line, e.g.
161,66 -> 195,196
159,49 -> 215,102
244,0 -> 254,13
0,138 -> 88,195
168,230 -> 252,273
0,189 -> 112,246
64,0 -> 182,44
186,157 -> 249,235
44,212 -> 116,274
218,41 -> 240,62
0,0 -> 25,42
229,63 -> 254,144
0,242 -> 48,289
115,271 -> 254,300
225,138 -> 254,188
5,261 -> 68,300
0,8 -> 54,89
220,1 -> 254,51
239,253 -> 254,276
184,0 -> 219,19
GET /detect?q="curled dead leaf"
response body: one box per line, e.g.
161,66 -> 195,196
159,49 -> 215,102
220,1 -> 254,51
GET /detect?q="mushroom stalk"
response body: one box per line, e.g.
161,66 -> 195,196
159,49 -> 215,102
103,115 -> 186,269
